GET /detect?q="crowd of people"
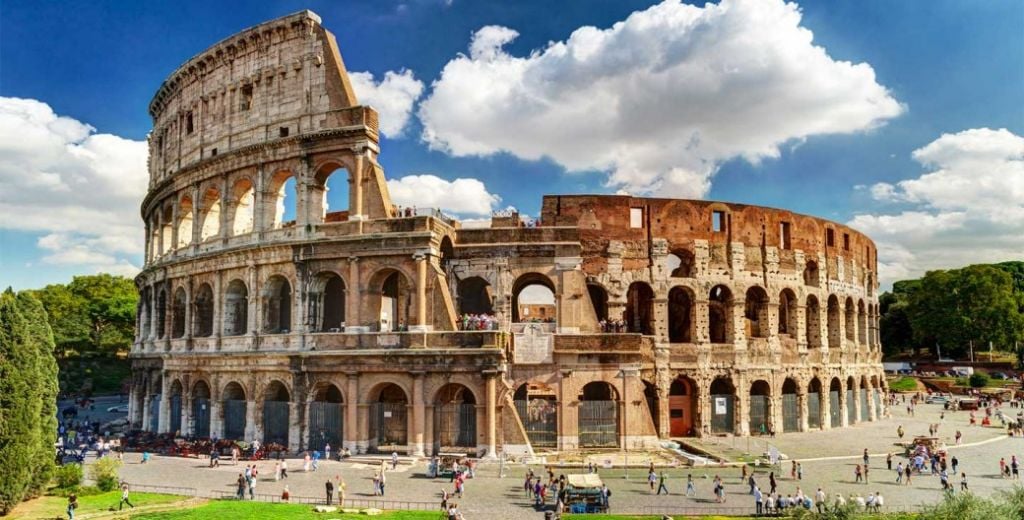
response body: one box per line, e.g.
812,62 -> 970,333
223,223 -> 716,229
598,319 -> 630,333
458,313 -> 499,331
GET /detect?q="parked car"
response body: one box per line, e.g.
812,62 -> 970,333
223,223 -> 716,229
990,372 -> 1007,380
925,395 -> 950,404
106,405 -> 129,413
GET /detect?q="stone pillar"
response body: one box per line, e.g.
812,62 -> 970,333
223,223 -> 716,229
219,175 -> 229,241
696,378 -> 710,437
149,286 -> 159,341
357,402 -> 370,454
485,374 -> 497,459
156,209 -> 165,259
731,299 -> 747,349
351,153 -> 364,220
184,277 -> 193,340
142,389 -> 151,432
766,302 -> 781,350
158,377 -> 171,433
867,382 -> 878,422
412,374 -> 425,456
288,402 -> 301,453
694,299 -> 710,344
212,272 -> 222,340
210,400 -> 224,439
795,304 -> 807,351
736,375 -> 749,436
191,184 -> 202,250
245,400 -> 257,442
653,297 -> 669,342
851,379 -> 861,424
247,264 -> 258,336
821,382 -> 832,431
346,257 -> 362,331
182,391 -> 194,436
558,370 -> 576,450
424,405 -> 435,456
411,253 -> 430,332
798,389 -> 809,432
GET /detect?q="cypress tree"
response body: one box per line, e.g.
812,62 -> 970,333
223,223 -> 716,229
17,292 -> 58,497
0,291 -> 35,514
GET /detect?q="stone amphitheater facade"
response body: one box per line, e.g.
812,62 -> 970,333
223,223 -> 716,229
129,10 -> 887,457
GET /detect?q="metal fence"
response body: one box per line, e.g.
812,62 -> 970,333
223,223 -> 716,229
749,395 -> 769,434
149,394 -> 161,432
223,399 -> 247,440
860,388 -> 869,422
846,390 -> 856,425
434,403 -> 476,448
514,399 -> 557,448
193,398 -> 211,438
808,391 -> 821,429
782,393 -> 799,432
308,401 -> 343,452
263,400 -> 290,445
370,402 -> 407,448
123,481 -> 435,511
710,394 -> 734,434
829,390 -> 841,428
578,400 -> 618,448
169,395 -> 182,434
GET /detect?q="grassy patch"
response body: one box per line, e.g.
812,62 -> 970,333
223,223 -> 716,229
888,377 -> 919,392
131,500 -> 449,520
12,491 -> 183,519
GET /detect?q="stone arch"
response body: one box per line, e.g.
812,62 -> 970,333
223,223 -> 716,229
513,382 -> 557,448
457,276 -> 494,316
625,281 -> 655,335
221,381 -> 247,440
193,283 -> 214,337
434,383 -> 478,450
745,286 -> 770,339
311,161 -> 351,224
139,287 -> 152,340
311,271 -> 347,332
808,377 -> 823,429
177,195 -> 194,248
781,378 -> 799,432
223,279 -> 248,336
171,286 -> 187,339
369,382 -> 409,450
439,236 -> 455,272
512,273 -> 556,323
749,380 -> 772,435
262,275 -> 292,333
803,260 -> 819,287
709,285 -> 733,344
199,187 -> 221,241
267,169 -> 297,229
826,295 -> 841,350
806,295 -> 822,349
666,250 -> 695,278
262,379 -> 291,446
308,381 -> 344,452
370,268 -> 413,331
228,177 -> 255,235
668,376 -> 696,437
709,377 -> 736,434
192,379 -> 212,438
779,289 -> 798,336
587,282 -> 609,323
857,299 -> 868,345
668,286 -> 694,343
578,381 -> 619,448
844,297 -> 856,342
828,377 -> 842,428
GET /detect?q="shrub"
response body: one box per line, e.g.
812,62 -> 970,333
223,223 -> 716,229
54,463 -> 83,489
969,373 -> 990,388
88,457 -> 122,492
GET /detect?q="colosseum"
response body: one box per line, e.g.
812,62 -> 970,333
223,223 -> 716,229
129,10 -> 886,457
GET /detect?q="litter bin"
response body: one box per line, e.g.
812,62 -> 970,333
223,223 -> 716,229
544,511 -> 554,520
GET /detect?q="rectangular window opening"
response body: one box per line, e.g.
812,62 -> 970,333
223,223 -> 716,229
240,85 -> 253,111
826,228 -> 835,247
629,207 -> 643,229
712,210 -> 725,233
780,221 -> 792,250
186,111 -> 194,134
210,148 -> 217,157
279,126 -> 289,138
843,233 -> 850,251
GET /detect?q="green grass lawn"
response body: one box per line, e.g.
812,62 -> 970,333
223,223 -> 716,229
888,376 -> 920,392
12,491 -> 183,519
132,500 -> 447,520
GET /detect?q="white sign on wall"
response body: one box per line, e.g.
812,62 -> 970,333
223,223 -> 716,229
714,397 -> 728,415
513,323 -> 554,364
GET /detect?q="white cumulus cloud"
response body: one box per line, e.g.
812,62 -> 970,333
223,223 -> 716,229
386,174 -> 500,216
851,127 -> 1024,287
350,69 -> 425,138
418,0 -> 904,197
0,97 -> 148,277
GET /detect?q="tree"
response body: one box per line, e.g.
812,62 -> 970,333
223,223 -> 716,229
31,274 -> 137,359
17,292 -> 58,495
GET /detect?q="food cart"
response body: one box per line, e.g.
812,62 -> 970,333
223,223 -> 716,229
563,474 -> 606,514
431,452 -> 465,478
904,436 -> 946,459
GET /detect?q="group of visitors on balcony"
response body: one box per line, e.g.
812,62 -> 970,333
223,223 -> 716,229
458,313 -> 499,331
598,319 -> 629,333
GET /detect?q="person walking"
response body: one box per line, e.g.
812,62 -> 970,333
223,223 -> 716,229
951,456 -> 959,474
235,474 -> 246,499
904,464 -> 912,485
66,493 -> 78,520
648,468 -> 657,493
380,470 -> 388,496
281,485 -> 290,502
118,484 -> 135,510
960,472 -> 968,491
797,463 -> 803,481
854,464 -> 863,483
325,479 -> 334,505
748,474 -> 757,495
325,443 -> 331,462
886,453 -> 893,471
656,472 -> 669,495
815,488 -> 825,514
686,474 -> 696,496
863,449 -> 870,468
248,471 -> 256,499
1012,455 -> 1020,480
392,451 -> 399,470
754,485 -> 763,516
895,462 -> 904,484
281,459 -> 289,479
303,452 -> 311,472
864,464 -> 869,483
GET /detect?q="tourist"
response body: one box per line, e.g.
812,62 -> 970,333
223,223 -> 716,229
895,462 -> 904,484
686,474 -> 696,496
337,475 -> 346,506
281,485 -> 290,502
648,468 -> 657,493
951,456 -> 959,474
373,473 -> 381,496
118,484 -> 135,510
863,449 -> 870,467
66,493 -> 78,520
854,464 -> 862,483
281,459 -> 289,479
797,463 -> 803,481
325,443 -> 331,461
657,471 -> 669,495
274,461 -> 281,481
864,464 -> 869,483
380,470 -> 388,496
904,463 -> 912,485
897,424 -> 905,439
441,488 -> 449,511
886,452 -> 893,470
210,447 -> 220,467
248,470 -> 256,499
815,488 -> 825,514
235,473 -> 246,499
600,483 -> 610,510
753,485 -> 763,515
939,469 -> 949,490
304,451 -> 311,472
325,479 -> 334,505
1013,455 -> 1020,479
392,451 -> 399,470
312,450 -> 321,471
748,474 -> 756,495
1000,457 -> 1007,477
768,471 -> 777,494
791,460 -> 797,479
141,450 -> 151,464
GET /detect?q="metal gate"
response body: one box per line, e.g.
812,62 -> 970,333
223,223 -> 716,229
308,401 -> 343,452
846,390 -> 856,424
435,403 -> 477,448
782,393 -> 799,432
829,390 -> 840,428
710,394 -> 734,434
749,395 -> 769,434
149,394 -> 161,432
370,402 -> 407,448
514,399 -> 557,448
860,389 -> 869,422
578,400 -> 618,448
223,399 -> 247,440
169,395 -> 182,434
808,392 -> 821,429
263,400 -> 290,445
193,398 -> 211,438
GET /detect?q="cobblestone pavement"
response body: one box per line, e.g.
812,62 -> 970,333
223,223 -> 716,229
100,401 -> 1024,519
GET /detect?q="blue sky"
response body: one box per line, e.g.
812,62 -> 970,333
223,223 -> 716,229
1,0 -> 1022,290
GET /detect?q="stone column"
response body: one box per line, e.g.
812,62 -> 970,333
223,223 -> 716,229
156,209 -> 165,259
245,400 -> 257,442
696,378 -> 710,437
735,375 -> 749,436
357,402 -> 370,454
851,379 -> 861,424
485,374 -> 497,459
149,286 -> 159,341
288,402 -> 301,453
412,374 -> 426,456
795,304 -> 808,351
766,302 -> 781,350
424,405 -> 434,456
210,400 -> 224,439
247,264 -> 258,336
653,297 -> 669,342
141,390 -> 152,432
182,390 -> 194,436
411,253 -> 430,332
345,374 -> 359,452
184,277 -> 193,340
158,376 -> 171,433
694,299 -> 710,344
731,299 -> 747,349
219,175 -> 229,242
170,200 -> 180,254
798,388 -> 809,432
821,382 -> 832,431
350,153 -> 364,220
191,184 -> 202,251
346,257 -> 362,331
867,382 -> 878,422
558,370 -> 576,450
213,271 -> 223,340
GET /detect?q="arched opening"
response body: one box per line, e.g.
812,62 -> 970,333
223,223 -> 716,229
177,196 -> 193,248
309,383 -> 344,453
710,378 -> 735,434
782,378 -> 799,432
587,283 -> 609,323
827,295 -> 841,350
844,297 -> 856,342
625,282 -> 654,334
156,289 -> 167,339
828,378 -> 842,428
778,289 -> 797,336
808,378 -> 823,429
745,286 -> 770,339
709,285 -> 733,343
229,178 -> 255,235
222,382 -> 247,440
860,375 -> 870,422
263,275 -> 292,334
668,377 -> 696,437
223,279 -> 248,336
805,295 -> 822,349
312,165 -> 351,223
311,272 -> 346,332
169,380 -> 183,435
457,276 -> 494,316
149,219 -> 160,260
578,382 -> 619,448
643,380 -> 659,434
803,261 -> 819,287
434,384 -> 477,451
857,300 -> 867,346
140,288 -> 152,340
668,286 -> 693,343
846,376 -> 857,424
148,375 -> 162,432
262,380 -> 290,446
749,380 -> 771,435
199,188 -> 221,241
171,287 -> 186,339
377,270 -> 412,331
160,206 -> 173,255
192,380 -> 211,438
513,382 -> 557,448
512,274 -> 556,323
193,283 -> 214,337
370,383 -> 408,450
439,236 -> 454,273
268,172 -> 297,229
666,250 -> 695,278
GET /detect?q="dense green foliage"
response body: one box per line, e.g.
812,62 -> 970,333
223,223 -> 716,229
88,457 -> 123,491
29,274 -> 137,395
880,262 -> 1024,359
0,290 -> 59,514
53,463 -> 83,490
888,377 -> 920,392
968,373 -> 990,388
